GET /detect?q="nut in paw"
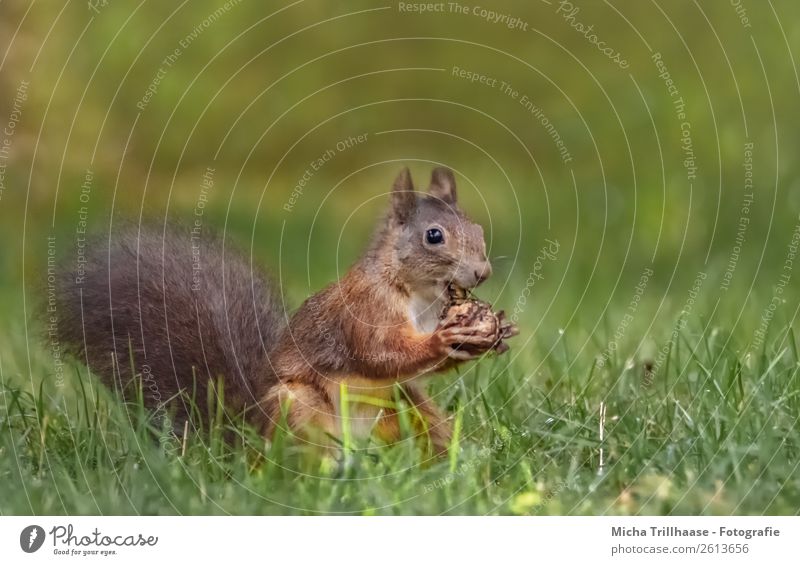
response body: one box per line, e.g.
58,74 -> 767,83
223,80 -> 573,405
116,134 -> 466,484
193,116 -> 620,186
440,284 -> 519,355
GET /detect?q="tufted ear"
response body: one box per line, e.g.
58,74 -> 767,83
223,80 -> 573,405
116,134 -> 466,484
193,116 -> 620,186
391,167 -> 417,223
428,167 -> 457,205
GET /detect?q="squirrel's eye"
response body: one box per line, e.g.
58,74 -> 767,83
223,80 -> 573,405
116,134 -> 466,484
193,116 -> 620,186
425,228 -> 444,245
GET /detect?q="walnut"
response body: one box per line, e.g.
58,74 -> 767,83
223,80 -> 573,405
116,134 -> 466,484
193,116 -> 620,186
439,284 -> 518,355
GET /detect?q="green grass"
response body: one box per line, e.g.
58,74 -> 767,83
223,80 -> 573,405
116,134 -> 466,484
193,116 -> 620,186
2,300 -> 799,515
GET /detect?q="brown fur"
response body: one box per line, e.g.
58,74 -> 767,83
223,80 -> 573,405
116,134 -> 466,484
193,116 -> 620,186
53,224 -> 285,432
54,168 -> 497,453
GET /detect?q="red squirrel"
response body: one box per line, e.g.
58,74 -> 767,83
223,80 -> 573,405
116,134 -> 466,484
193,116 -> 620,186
56,167 -> 516,454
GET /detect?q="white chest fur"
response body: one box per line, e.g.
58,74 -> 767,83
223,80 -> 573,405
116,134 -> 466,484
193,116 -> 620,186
407,288 -> 447,334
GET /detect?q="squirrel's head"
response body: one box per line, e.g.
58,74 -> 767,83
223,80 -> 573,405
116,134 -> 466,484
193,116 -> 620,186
386,166 -> 492,293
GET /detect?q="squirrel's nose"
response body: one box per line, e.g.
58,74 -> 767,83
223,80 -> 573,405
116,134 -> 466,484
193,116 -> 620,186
474,262 -> 492,285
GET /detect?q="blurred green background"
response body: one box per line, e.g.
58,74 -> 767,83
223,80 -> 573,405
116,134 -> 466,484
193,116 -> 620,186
2,0 -> 800,517
1,0 -> 799,396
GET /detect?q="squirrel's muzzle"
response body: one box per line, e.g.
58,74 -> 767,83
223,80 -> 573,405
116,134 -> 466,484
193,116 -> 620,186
455,259 -> 491,289
473,261 -> 492,286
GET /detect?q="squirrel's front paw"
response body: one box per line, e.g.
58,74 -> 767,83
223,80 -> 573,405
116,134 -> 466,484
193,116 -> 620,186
436,325 -> 498,360
437,298 -> 519,359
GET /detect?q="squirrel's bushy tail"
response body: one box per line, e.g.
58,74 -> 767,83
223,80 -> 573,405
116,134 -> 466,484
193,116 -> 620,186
55,226 -> 285,426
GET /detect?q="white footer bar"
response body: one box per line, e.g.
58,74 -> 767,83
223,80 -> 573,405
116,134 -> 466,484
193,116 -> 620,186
1,516 -> 796,563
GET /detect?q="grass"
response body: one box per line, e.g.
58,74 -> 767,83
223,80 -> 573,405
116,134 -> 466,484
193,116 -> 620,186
2,296 -> 799,515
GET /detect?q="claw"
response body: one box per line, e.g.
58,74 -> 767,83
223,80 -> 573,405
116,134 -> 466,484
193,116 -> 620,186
453,334 -> 498,349
500,324 -> 519,338
442,325 -> 493,339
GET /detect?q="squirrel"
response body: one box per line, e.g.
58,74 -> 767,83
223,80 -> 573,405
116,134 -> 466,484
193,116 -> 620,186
55,167 -> 516,455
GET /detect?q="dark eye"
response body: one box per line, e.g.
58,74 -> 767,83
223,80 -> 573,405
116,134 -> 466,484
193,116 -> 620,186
425,228 -> 444,245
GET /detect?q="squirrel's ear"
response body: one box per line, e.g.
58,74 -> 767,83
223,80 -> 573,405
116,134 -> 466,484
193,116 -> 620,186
391,167 -> 416,223
428,167 -> 457,205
